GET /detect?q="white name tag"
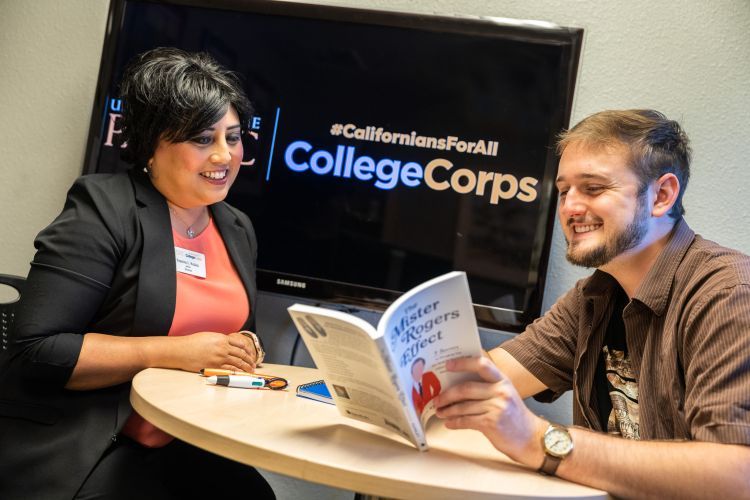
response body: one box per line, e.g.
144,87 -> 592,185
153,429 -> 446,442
175,247 -> 206,278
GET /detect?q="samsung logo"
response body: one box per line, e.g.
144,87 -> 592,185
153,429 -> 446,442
276,278 -> 307,289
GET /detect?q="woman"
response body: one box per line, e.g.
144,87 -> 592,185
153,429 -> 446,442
0,48 -> 275,499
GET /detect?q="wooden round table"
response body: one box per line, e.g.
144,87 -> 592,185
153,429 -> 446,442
131,364 -> 608,500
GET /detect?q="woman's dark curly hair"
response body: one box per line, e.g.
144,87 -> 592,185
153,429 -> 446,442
119,47 -> 253,167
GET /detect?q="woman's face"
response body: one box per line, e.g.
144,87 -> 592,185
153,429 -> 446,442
149,106 -> 243,208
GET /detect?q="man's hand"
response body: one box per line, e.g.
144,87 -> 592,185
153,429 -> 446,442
434,356 -> 750,499
434,355 -> 548,468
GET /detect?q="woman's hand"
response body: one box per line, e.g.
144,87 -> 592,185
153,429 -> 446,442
66,331 -> 263,390
434,356 -> 548,468
170,331 -> 260,373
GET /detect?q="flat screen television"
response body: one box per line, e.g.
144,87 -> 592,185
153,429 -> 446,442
84,0 -> 583,332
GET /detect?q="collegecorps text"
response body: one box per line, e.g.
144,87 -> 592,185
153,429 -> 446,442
284,139 -> 538,204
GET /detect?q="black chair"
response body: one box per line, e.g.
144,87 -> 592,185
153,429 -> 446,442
0,274 -> 26,354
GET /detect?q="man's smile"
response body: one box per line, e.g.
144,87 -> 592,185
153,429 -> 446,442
573,224 -> 602,234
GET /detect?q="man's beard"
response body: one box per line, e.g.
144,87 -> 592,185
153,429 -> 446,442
565,196 -> 649,268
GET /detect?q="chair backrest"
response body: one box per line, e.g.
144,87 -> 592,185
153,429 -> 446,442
0,274 -> 26,354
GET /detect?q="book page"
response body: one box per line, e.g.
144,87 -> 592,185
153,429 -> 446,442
378,271 -> 484,426
288,305 -> 424,449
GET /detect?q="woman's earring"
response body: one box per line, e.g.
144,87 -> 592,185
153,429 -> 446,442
144,160 -> 153,175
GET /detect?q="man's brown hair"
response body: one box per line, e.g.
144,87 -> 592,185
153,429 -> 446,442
557,109 -> 691,218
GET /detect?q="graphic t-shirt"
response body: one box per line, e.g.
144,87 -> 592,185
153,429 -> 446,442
596,286 -> 640,439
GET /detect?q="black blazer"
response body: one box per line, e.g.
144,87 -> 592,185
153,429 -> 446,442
0,170 -> 258,499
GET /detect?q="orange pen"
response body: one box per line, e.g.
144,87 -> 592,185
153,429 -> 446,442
200,368 -> 254,377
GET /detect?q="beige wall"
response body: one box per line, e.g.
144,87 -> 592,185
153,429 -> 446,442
0,1 -> 109,276
1,0 -> 749,311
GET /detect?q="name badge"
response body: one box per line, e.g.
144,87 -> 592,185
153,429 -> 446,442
175,247 -> 206,278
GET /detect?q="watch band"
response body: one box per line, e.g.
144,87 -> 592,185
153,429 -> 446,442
538,453 -> 562,476
240,330 -> 265,364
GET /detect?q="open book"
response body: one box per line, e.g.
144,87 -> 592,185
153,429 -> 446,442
287,271 -> 483,451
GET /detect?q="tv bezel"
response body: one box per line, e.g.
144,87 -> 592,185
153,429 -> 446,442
83,0 -> 583,332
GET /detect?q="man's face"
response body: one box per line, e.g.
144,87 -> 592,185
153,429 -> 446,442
556,142 -> 650,268
411,360 -> 425,382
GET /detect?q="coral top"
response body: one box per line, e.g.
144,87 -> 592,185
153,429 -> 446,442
121,217 -> 250,447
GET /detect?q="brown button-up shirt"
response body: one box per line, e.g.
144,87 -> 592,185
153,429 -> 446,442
503,218 -> 750,444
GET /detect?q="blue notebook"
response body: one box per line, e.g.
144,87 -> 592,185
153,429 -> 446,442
296,379 -> 335,405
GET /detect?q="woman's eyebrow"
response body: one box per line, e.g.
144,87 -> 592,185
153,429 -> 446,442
203,124 -> 242,131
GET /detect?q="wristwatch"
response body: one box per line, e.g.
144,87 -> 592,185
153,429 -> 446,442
539,423 -> 573,476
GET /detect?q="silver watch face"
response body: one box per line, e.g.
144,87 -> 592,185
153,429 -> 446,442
544,426 -> 573,458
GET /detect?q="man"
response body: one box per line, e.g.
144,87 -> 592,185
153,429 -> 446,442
435,109 -> 750,498
410,357 -> 442,415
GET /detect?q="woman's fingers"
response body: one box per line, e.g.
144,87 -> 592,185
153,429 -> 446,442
227,332 -> 257,360
227,344 -> 256,368
180,332 -> 256,372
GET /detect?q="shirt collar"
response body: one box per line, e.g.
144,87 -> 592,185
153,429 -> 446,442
631,217 -> 695,315
581,269 -> 617,299
580,218 -> 695,315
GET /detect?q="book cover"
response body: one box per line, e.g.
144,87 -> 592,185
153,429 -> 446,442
288,271 -> 483,451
